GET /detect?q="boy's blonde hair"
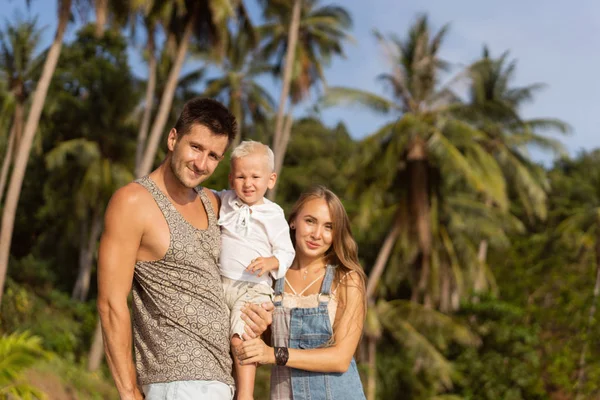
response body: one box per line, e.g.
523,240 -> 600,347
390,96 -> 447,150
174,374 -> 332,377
230,140 -> 275,172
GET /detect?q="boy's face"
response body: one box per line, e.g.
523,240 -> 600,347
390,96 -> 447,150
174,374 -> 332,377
229,153 -> 277,206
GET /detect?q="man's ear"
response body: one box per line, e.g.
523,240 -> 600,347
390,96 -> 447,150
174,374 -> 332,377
167,128 -> 178,152
267,172 -> 277,190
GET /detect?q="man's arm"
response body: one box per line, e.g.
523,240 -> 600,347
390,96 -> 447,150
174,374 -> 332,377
97,185 -> 146,400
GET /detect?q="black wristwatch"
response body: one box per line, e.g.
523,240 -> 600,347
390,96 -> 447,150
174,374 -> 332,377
274,347 -> 289,366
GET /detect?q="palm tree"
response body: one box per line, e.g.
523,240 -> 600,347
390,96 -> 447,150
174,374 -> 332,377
0,94 -> 15,204
324,16 -> 510,397
463,47 -> 569,291
327,15 -> 507,307
137,0 -> 238,178
46,139 -> 132,301
0,0 -> 72,306
0,17 -> 44,202
132,0 -> 184,176
203,30 -> 275,147
134,11 -> 159,176
259,0 -> 353,197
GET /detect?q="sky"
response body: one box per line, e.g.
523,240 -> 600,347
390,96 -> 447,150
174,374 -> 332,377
1,0 -> 598,163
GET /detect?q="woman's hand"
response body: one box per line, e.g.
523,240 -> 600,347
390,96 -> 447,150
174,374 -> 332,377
241,302 -> 274,339
236,338 -> 275,365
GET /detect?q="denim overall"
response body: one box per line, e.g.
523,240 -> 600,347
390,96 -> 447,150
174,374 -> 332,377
271,265 -> 366,400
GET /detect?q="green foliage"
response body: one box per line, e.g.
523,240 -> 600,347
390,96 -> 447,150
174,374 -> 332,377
1,280 -> 97,359
0,4 -> 593,399
31,358 -> 118,400
0,331 -> 50,399
275,117 -> 357,210
447,297 -> 547,400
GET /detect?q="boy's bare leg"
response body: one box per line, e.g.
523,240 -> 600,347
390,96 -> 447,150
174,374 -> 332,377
232,334 -> 256,400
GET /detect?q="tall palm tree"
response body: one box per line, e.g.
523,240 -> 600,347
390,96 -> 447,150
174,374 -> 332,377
327,15 -> 507,306
0,17 -> 43,202
0,0 -> 72,306
132,0 -> 184,176
0,94 -> 15,204
203,30 -> 275,147
259,0 -> 353,197
137,0 -> 238,178
325,16 -> 509,397
46,139 -> 132,301
463,47 -> 569,291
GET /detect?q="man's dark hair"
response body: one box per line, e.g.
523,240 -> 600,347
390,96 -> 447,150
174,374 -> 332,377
173,98 -> 237,148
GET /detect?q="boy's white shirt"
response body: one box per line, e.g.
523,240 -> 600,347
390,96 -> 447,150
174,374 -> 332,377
215,189 -> 295,285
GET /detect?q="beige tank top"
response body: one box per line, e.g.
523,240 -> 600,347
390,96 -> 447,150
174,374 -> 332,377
131,177 -> 233,386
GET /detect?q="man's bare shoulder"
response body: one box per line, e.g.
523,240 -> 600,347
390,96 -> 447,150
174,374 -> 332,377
201,187 -> 220,215
105,182 -> 154,224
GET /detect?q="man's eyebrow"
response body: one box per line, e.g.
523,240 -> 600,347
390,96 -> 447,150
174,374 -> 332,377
211,150 -> 225,160
188,140 -> 204,148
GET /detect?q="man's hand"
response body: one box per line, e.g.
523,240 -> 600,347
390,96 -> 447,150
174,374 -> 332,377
245,256 -> 279,277
121,387 -> 145,400
241,302 -> 274,340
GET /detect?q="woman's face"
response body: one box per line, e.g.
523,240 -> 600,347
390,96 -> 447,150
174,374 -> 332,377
292,198 -> 334,260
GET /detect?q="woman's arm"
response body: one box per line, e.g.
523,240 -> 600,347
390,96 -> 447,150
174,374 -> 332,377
237,273 -> 365,373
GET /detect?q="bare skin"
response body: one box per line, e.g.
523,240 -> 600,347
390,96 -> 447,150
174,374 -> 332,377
97,125 -> 273,400
237,198 -> 365,373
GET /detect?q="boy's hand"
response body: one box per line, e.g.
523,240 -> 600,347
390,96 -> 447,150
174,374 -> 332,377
246,256 -> 279,277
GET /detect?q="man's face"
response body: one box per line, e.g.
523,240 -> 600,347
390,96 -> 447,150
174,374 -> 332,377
168,124 -> 228,188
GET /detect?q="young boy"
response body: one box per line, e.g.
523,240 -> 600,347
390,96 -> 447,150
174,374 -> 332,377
217,140 -> 295,400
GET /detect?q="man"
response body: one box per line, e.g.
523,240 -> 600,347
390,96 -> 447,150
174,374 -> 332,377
97,98 -> 272,400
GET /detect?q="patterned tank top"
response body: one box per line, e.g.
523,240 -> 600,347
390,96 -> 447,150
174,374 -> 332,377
131,176 -> 233,386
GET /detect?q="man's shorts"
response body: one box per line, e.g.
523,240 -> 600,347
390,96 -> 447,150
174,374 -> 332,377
222,277 -> 274,339
143,380 -> 234,400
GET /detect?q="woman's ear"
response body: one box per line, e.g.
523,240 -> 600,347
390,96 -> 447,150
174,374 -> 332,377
290,223 -> 295,230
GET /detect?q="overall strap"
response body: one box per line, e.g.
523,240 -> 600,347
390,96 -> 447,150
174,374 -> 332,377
318,265 -> 337,305
273,277 -> 285,306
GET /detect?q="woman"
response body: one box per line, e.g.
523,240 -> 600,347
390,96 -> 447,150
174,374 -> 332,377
237,186 -> 367,399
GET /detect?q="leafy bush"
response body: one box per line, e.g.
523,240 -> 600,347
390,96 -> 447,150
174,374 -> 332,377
0,331 -> 50,399
1,280 -> 97,359
446,297 -> 547,400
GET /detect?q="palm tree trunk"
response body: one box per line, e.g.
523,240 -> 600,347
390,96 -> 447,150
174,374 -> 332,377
366,210 -> 402,300
230,89 -> 243,148
0,122 -> 16,205
268,112 -> 293,200
0,0 -> 72,306
275,112 -> 293,171
366,335 -> 377,400
72,209 -> 103,302
474,197 -> 493,293
408,138 -> 432,305
94,0 -> 108,38
13,98 -> 24,152
135,33 -> 157,176
87,319 -> 104,371
137,9 -> 198,178
269,0 -> 301,198
440,264 -> 450,312
574,230 -> 600,399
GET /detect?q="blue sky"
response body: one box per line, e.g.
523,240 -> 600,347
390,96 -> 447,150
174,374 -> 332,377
2,0 -> 597,163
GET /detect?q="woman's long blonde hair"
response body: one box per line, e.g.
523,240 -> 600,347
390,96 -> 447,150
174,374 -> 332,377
288,186 -> 366,292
